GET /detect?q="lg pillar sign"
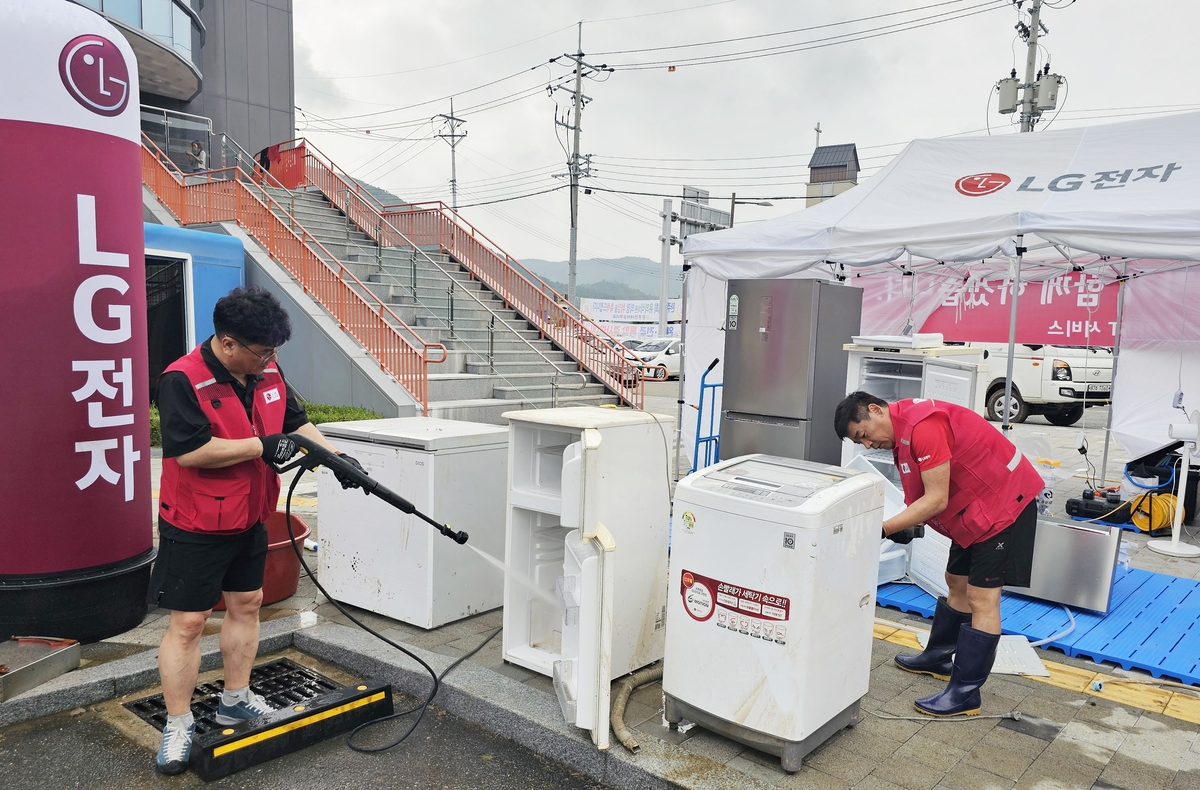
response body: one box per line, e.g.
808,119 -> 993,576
0,1 -> 152,642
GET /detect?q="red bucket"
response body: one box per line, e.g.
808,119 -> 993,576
214,511 -> 311,611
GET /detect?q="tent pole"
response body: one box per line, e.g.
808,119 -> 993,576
674,262 -> 691,482
1099,263 -> 1128,486
1002,237 -> 1025,433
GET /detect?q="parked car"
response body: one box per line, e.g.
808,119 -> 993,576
632,338 -> 681,380
621,339 -> 644,351
969,343 -> 1113,426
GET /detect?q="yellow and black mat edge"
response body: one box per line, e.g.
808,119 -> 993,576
189,681 -> 394,781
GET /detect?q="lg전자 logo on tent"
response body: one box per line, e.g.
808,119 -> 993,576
955,173 -> 1011,197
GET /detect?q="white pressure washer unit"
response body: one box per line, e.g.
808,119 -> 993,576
663,455 -> 883,772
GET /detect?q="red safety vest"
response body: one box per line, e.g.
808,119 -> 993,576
158,345 -> 286,534
890,399 -> 1044,547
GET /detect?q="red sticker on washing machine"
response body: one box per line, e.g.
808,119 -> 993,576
679,570 -> 790,643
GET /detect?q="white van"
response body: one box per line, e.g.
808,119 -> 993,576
969,343 -> 1113,426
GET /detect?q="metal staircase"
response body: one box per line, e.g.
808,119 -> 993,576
142,131 -> 644,422
260,185 -> 616,422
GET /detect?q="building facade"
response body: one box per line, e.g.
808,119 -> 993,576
72,0 -> 294,160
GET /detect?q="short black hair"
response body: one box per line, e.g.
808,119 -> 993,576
213,286 -> 292,348
834,391 -> 889,441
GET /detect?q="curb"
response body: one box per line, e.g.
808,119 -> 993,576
2,616 -> 763,790
296,623 -> 764,790
0,613 -> 315,728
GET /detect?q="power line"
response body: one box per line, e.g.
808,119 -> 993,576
455,184 -> 570,208
610,1 -> 1007,70
587,185 -> 806,201
591,0 -> 981,56
302,65 -> 544,122
300,24 -> 577,81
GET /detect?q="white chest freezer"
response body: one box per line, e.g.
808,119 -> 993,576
502,407 -> 671,750
663,455 -> 883,772
317,417 -> 509,629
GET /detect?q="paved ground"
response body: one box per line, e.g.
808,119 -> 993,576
0,696 -> 607,790
8,392 -> 1200,788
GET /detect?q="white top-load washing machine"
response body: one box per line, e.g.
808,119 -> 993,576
663,455 -> 883,772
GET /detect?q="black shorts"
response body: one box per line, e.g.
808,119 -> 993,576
147,520 -> 268,612
946,502 -> 1038,588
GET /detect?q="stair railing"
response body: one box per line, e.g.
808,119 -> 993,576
332,188 -> 591,405
140,133 -> 446,413
279,138 -> 644,408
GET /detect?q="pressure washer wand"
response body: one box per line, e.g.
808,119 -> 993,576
282,432 -> 469,545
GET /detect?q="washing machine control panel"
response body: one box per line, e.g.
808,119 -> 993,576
693,456 -> 857,506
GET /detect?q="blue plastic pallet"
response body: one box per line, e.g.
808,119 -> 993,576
876,567 -> 1200,686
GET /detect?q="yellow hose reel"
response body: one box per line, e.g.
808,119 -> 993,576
1130,492 -> 1177,533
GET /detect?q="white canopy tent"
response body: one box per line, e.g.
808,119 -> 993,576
677,111 -> 1200,473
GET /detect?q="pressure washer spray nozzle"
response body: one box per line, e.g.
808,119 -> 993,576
439,524 -> 469,545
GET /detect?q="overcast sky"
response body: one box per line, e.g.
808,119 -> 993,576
293,0 -> 1200,266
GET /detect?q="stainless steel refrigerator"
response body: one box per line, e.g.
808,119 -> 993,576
721,278 -> 863,465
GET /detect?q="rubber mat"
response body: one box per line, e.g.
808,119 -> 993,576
124,658 -> 342,734
876,568 -> 1200,686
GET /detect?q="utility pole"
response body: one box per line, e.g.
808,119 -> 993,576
814,121 -> 821,148
1018,0 -> 1043,133
434,98 -> 467,210
658,199 -> 675,339
997,0 -> 1061,132
553,23 -> 610,304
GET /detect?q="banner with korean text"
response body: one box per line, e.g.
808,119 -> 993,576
579,297 -> 682,324
919,272 -> 1119,345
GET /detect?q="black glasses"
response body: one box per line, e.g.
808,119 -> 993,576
229,336 -> 280,364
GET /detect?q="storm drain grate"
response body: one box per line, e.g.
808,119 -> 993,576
124,658 -> 343,734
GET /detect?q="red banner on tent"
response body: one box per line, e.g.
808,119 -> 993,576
920,272 -> 1119,345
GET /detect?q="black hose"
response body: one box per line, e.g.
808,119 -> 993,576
282,466 -> 498,752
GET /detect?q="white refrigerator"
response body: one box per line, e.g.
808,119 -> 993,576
316,418 -> 509,629
502,407 -> 671,750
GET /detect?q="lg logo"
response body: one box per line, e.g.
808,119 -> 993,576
59,35 -> 129,116
955,172 -> 1011,197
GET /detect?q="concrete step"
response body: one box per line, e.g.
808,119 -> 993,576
419,325 -> 542,343
426,372 -> 598,401
426,394 -> 619,425
491,382 -> 608,400
460,351 -> 569,368
466,360 -> 578,376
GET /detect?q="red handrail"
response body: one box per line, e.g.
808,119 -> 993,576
140,133 -> 445,414
278,137 -> 647,408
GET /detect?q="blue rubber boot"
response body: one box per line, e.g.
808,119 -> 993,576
894,597 -> 972,681
913,625 -> 1000,717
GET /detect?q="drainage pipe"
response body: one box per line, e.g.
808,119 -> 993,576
610,664 -> 664,754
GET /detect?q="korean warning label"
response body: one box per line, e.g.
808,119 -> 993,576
680,570 -> 790,645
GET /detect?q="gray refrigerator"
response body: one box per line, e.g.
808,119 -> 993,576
721,278 -> 863,465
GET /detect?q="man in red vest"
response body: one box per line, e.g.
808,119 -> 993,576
148,286 -> 361,774
835,391 -> 1043,718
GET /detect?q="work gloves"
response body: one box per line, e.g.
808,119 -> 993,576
884,524 -> 926,545
261,433 -> 299,465
334,453 -> 366,491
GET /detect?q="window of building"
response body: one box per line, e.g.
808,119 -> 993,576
141,0 -> 172,44
171,2 -> 192,60
104,0 -> 140,26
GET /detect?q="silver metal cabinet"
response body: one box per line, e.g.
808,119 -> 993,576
1006,519 -> 1123,613
721,279 -> 863,466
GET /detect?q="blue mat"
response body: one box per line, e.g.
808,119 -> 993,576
876,568 -> 1200,686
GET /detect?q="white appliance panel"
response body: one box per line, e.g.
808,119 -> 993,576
664,455 -> 882,744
